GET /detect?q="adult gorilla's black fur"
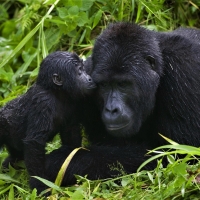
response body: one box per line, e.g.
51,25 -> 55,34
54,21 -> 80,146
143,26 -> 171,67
45,23 -> 200,185
0,51 -> 96,192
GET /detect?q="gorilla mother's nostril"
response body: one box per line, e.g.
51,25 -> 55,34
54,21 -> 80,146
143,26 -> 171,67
105,106 -> 119,115
112,108 -> 118,114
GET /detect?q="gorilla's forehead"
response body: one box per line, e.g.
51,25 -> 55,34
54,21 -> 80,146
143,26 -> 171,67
92,51 -> 147,74
93,23 -> 161,64
94,24 -> 158,52
93,72 -> 133,83
93,39 -> 158,70
92,64 -> 137,83
91,53 -> 155,84
94,41 -> 147,60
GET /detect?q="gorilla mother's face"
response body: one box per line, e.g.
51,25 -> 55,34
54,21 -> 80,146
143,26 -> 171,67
91,23 -> 163,137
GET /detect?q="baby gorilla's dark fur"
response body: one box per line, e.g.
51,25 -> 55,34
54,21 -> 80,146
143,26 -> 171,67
0,51 -> 96,192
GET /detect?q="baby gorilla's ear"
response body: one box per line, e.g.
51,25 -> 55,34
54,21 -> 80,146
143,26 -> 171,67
53,73 -> 63,86
146,55 -> 155,70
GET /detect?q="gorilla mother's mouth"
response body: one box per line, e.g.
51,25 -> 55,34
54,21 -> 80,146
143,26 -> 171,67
106,122 -> 130,131
87,85 -> 96,89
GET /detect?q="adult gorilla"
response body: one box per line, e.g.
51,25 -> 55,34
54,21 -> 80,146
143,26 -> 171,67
45,22 -> 200,186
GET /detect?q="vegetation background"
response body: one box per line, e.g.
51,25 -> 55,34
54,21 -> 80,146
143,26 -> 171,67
0,0 -> 200,199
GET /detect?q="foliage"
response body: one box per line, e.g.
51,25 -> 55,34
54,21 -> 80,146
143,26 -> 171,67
0,0 -> 135,105
36,140 -> 200,200
2,142 -> 200,199
1,0 -> 200,199
0,0 -> 200,105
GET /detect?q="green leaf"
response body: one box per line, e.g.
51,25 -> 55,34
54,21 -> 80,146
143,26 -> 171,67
1,21 -> 15,38
0,5 -> 8,21
159,133 -> 179,145
167,154 -> 176,164
43,0 -> 56,4
71,190 -> 84,200
0,180 -> 6,185
0,174 -> 20,184
92,10 -> 103,29
0,68 -> 13,82
32,176 -> 62,192
80,0 -> 94,11
20,50 -> 38,73
0,23 -> 40,69
57,7 -> 69,19
135,1 -> 142,23
147,171 -> 154,183
66,22 -> 77,33
63,0 -> 82,7
13,185 -> 29,194
68,6 -> 79,16
121,178 -> 130,187
0,0 -> 60,69
54,147 -> 85,189
8,184 -> 14,200
30,67 -> 39,78
45,27 -> 61,50
46,16 -> 66,25
151,144 -> 200,155
78,29 -> 86,45
0,185 -> 12,195
30,188 -> 37,200
77,12 -> 88,27
40,23 -> 48,58
172,162 -> 187,176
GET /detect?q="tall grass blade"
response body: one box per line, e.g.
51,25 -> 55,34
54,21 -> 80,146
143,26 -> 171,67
52,147 -> 87,194
0,0 -> 60,69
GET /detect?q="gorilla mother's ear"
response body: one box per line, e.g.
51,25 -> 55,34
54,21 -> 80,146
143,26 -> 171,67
53,73 -> 63,86
146,55 -> 155,70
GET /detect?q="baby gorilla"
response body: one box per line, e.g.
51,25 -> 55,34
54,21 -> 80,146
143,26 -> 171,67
0,51 -> 96,193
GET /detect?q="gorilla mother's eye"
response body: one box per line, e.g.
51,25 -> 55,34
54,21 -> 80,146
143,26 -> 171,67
146,55 -> 155,70
99,82 -> 109,88
117,82 -> 127,87
117,81 -> 131,91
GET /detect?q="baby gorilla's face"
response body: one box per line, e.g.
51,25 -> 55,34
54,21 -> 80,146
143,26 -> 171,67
75,59 -> 96,95
40,51 -> 96,97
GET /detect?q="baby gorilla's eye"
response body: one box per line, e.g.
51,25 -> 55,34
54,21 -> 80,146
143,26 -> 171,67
78,66 -> 83,75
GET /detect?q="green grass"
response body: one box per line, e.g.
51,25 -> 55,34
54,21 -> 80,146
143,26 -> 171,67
1,0 -> 199,104
1,137 -> 200,199
1,0 -> 200,199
